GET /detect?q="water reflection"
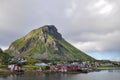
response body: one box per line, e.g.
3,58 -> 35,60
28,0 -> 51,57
0,70 -> 120,80
108,70 -> 120,73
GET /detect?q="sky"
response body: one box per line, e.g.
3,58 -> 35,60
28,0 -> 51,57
0,0 -> 120,61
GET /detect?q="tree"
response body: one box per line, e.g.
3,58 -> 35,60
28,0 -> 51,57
2,53 -> 11,64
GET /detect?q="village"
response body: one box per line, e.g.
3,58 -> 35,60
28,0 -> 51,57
7,60 -> 98,74
0,57 -> 119,75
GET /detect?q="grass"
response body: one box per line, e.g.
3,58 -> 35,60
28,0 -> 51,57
0,65 -> 8,70
23,65 -> 40,70
97,66 -> 120,70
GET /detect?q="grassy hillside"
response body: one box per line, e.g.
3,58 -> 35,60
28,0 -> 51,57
5,25 -> 95,61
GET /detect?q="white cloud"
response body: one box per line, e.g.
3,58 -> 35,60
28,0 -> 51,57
94,0 -> 106,7
87,0 -> 115,15
72,41 -> 103,52
99,4 -> 113,14
0,45 -> 8,51
65,0 -> 77,17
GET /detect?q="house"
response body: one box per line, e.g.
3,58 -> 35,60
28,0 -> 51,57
72,62 -> 79,65
50,65 -> 58,71
11,57 -> 27,63
35,63 -> 48,66
67,65 -> 78,71
59,65 -> 67,72
8,64 -> 21,71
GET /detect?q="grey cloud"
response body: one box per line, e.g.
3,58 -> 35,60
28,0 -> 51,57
0,0 -> 68,46
61,0 -> 120,53
72,30 -> 120,53
0,0 -> 120,60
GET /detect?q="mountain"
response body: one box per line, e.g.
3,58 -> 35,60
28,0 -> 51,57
5,25 -> 95,61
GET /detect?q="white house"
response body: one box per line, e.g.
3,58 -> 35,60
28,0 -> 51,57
35,63 -> 48,66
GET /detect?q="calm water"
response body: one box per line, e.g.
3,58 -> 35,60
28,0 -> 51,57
0,70 -> 120,80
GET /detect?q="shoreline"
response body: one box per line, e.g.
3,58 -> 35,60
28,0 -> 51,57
0,67 -> 120,75
97,67 -> 120,70
0,69 -> 89,75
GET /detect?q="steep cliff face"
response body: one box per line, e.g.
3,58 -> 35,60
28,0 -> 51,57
6,25 -> 95,61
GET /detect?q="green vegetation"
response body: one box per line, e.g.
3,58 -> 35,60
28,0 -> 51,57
0,48 -> 3,53
23,64 -> 50,71
26,58 -> 41,65
23,65 -> 40,70
59,39 -> 95,61
0,65 -> 8,70
0,48 -> 11,70
41,66 -> 50,70
0,48 -> 11,65
2,53 -> 11,64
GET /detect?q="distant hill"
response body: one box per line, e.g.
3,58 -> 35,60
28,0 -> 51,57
5,25 -> 95,61
0,48 -> 4,62
0,48 -> 3,53
0,48 -> 11,64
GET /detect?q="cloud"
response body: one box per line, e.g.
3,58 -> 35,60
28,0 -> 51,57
63,0 -> 120,52
72,30 -> 120,52
88,0 -> 115,15
0,45 -> 8,51
0,0 -> 120,60
0,0 -> 68,46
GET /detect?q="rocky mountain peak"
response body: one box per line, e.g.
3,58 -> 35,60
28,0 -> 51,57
41,25 -> 62,40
